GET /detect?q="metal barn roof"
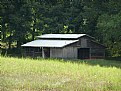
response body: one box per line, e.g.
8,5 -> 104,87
21,40 -> 78,47
37,34 -> 86,39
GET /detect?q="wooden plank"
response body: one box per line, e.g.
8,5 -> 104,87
62,47 -> 77,59
50,48 -> 63,58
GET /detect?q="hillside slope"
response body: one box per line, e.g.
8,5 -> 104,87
0,56 -> 121,91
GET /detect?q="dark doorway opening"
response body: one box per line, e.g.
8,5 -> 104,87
78,48 -> 90,59
43,47 -> 50,58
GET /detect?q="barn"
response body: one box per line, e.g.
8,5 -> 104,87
21,34 -> 105,59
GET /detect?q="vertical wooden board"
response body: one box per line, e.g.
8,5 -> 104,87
62,47 -> 77,59
50,48 -> 54,58
62,47 -> 67,59
81,38 -> 87,47
62,48 -> 65,58
50,47 -> 78,59
51,48 -> 56,58
50,48 -> 63,58
90,48 -> 105,58
50,48 -> 52,58
63,47 -> 69,59
67,47 -> 70,58
69,47 -> 74,58
74,47 -> 77,58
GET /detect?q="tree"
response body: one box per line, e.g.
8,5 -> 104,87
0,0 -> 121,57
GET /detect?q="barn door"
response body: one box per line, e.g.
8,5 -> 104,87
78,48 -> 90,59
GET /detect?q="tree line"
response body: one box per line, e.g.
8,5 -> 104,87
0,0 -> 121,57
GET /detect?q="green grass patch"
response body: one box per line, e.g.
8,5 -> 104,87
0,56 -> 121,91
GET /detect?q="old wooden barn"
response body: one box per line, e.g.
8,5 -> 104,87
21,34 -> 105,59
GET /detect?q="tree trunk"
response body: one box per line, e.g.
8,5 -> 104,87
17,40 -> 21,49
8,36 -> 12,49
2,24 -> 6,42
32,30 -> 35,41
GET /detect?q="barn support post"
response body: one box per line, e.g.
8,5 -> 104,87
42,47 -> 45,58
89,48 -> 91,59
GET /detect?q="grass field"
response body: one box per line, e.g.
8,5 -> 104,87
0,56 -> 121,91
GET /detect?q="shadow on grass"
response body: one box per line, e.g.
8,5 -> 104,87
65,57 -> 121,69
38,57 -> 121,69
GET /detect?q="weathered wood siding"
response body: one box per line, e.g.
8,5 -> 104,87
50,48 -> 63,58
23,47 -> 42,57
50,47 -> 77,59
87,40 -> 104,49
87,40 -> 105,58
80,38 -> 87,47
76,36 -> 95,48
73,36 -> 106,59
62,47 -> 77,59
90,48 -> 105,58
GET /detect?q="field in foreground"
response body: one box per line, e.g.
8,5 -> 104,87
0,56 -> 121,91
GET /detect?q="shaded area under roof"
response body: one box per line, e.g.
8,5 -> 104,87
37,34 -> 86,39
21,40 -> 78,47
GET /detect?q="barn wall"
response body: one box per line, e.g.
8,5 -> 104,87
85,39 -> 105,58
75,38 -> 87,47
50,48 -> 63,58
80,38 -> 87,47
50,47 -> 77,59
87,40 -> 105,49
23,47 -> 42,57
76,36 -> 91,48
90,48 -> 105,58
64,36 -> 95,48
62,47 -> 77,59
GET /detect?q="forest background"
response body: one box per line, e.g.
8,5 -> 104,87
0,0 -> 121,57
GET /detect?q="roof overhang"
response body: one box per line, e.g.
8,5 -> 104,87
21,40 -> 79,48
91,40 -> 106,48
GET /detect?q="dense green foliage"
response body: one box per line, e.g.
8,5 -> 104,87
0,0 -> 121,56
1,56 -> 121,91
